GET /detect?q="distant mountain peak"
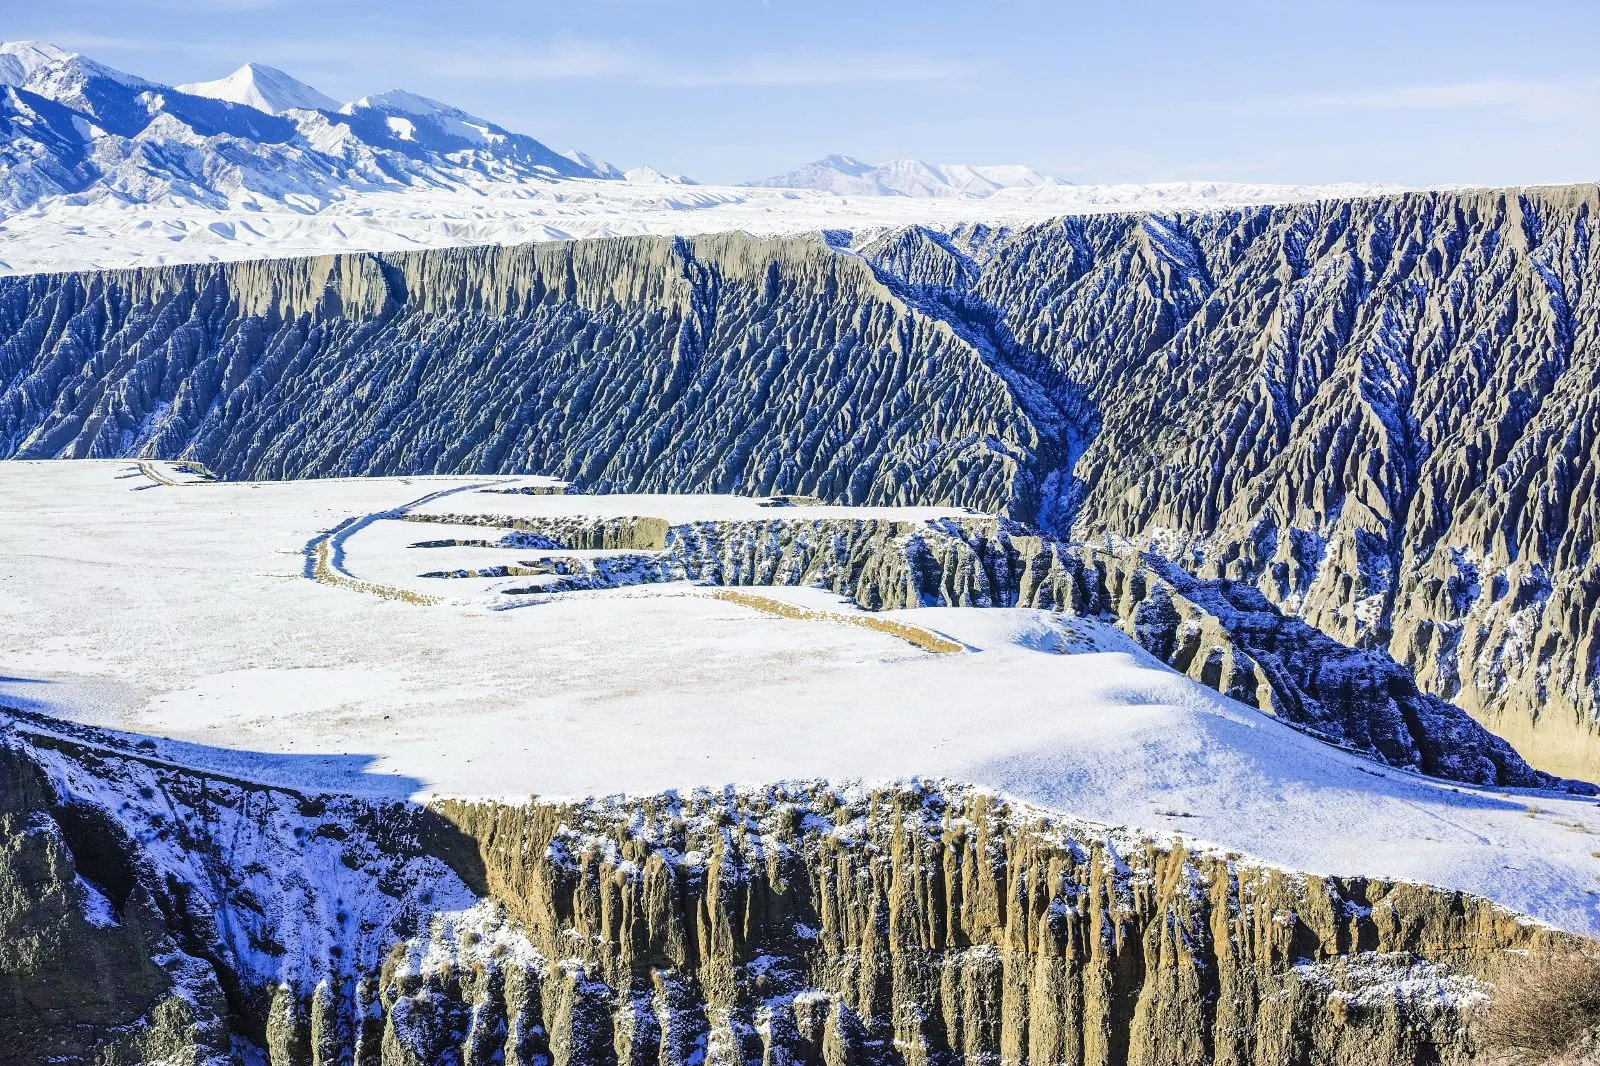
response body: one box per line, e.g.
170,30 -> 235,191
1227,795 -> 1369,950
343,88 -> 463,120
750,155 -> 1067,198
813,153 -> 876,177
177,62 -> 336,116
0,40 -> 75,76
339,90 -> 524,151
0,40 -> 609,215
344,87 -> 435,114
624,165 -> 698,186
0,40 -> 152,92
563,149 -> 624,180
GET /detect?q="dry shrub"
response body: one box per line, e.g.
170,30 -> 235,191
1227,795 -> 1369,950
1483,950 -> 1600,1065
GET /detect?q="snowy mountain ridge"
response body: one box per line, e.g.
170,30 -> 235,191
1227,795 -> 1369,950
561,148 -> 624,178
0,39 -> 154,102
622,163 -> 698,185
0,39 -> 612,217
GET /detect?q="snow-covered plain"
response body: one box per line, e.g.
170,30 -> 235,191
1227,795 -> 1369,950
0,176 -> 1417,276
4,460 -> 1600,934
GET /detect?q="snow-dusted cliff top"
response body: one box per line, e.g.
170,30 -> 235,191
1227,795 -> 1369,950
0,177 -> 1422,276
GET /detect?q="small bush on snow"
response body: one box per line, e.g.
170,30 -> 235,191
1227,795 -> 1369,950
1483,951 -> 1600,1065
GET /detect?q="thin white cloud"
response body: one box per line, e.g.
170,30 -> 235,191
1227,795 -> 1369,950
1283,78 -> 1600,118
18,30 -> 969,109
27,29 -> 967,94
419,39 -> 968,88
28,33 -> 169,53
424,39 -> 643,82
151,0 -> 284,8
652,52 -> 970,88
40,33 -> 288,59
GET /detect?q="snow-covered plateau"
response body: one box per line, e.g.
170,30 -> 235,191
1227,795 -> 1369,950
4,461 -> 1600,938
0,176 -> 1422,276
0,39 -> 1415,274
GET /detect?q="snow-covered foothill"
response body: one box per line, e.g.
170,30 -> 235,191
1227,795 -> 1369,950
623,164 -> 697,185
748,154 -> 1071,198
562,148 -> 625,179
0,174 -> 1424,276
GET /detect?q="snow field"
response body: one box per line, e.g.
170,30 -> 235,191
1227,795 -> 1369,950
3,460 -> 1600,934
0,177 -> 1427,276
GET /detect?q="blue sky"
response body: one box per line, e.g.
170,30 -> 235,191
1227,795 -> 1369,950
15,0 -> 1600,186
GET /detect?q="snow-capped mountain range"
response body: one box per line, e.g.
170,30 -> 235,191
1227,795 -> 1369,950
0,40 -> 608,215
0,40 -> 1062,216
0,40 -> 1413,274
747,153 -> 1067,198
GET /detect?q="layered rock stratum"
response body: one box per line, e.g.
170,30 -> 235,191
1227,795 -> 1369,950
4,184 -> 1600,776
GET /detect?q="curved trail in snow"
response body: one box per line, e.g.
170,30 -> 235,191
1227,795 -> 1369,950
303,481 -> 502,605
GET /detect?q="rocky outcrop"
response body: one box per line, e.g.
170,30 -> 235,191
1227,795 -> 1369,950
0,733 -> 232,1064
432,789 -> 1530,1066
6,186 -> 1600,772
0,712 -> 1574,1066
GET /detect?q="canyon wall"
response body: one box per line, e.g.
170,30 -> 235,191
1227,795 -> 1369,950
4,186 -> 1600,773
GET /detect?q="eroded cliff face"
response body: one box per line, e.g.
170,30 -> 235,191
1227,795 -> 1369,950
4,187 -> 1600,771
0,734 -> 230,1063
0,234 -> 1066,521
0,716 -> 1565,1066
871,188 -> 1600,778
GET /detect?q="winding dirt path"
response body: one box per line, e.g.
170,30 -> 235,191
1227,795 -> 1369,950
303,482 -> 499,605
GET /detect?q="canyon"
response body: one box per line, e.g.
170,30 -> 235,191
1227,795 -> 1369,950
5,185 -> 1600,778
